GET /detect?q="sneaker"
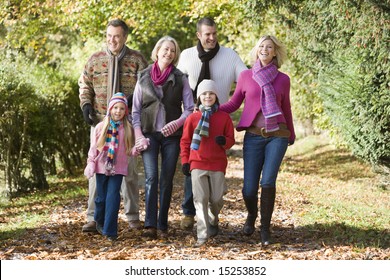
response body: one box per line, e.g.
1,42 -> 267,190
194,238 -> 207,247
180,215 -> 195,230
128,220 -> 142,230
82,221 -> 97,232
209,224 -> 219,237
142,227 -> 157,239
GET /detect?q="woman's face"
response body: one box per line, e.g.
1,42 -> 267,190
257,39 -> 276,66
110,102 -> 126,122
199,91 -> 217,107
157,40 -> 176,66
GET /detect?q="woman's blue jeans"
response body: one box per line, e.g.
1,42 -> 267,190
141,132 -> 180,231
94,173 -> 123,237
243,132 -> 288,200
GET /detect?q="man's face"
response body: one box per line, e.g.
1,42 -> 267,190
196,24 -> 218,50
106,25 -> 127,55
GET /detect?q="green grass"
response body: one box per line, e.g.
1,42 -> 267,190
279,134 -> 390,248
0,177 -> 87,240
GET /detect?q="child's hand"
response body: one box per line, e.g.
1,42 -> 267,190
84,163 -> 95,179
130,146 -> 140,157
181,163 -> 191,176
215,135 -> 226,146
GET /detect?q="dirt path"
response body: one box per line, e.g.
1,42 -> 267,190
0,133 -> 388,260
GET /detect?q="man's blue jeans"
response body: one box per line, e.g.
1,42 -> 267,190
142,132 -> 180,231
95,173 -> 123,237
182,174 -> 196,216
242,132 -> 288,199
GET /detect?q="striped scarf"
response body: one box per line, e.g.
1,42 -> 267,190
252,60 -> 281,132
103,119 -> 121,175
190,104 -> 218,150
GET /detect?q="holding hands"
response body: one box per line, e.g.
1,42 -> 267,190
135,136 -> 150,152
161,120 -> 179,137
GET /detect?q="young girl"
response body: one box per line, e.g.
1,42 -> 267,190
180,79 -> 235,246
84,92 -> 135,241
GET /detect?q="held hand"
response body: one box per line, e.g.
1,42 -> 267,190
182,163 -> 191,176
84,163 -> 95,179
82,104 -> 94,126
161,120 -> 179,137
215,135 -> 226,146
130,146 -> 140,157
135,136 -> 150,152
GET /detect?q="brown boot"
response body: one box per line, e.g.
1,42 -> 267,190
142,227 -> 157,239
128,220 -> 142,230
180,215 -> 195,230
82,221 -> 97,232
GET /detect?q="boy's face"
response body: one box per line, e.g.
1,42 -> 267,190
110,102 -> 126,122
199,91 -> 217,107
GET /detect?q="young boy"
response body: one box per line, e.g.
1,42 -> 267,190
180,79 -> 235,246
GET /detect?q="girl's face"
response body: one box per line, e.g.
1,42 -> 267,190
157,40 -> 176,66
110,102 -> 126,122
257,39 -> 276,66
199,91 -> 217,107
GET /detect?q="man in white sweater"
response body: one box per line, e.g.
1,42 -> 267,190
177,17 -> 247,230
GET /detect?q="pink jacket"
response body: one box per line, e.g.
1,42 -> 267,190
220,69 -> 295,143
86,121 -> 129,176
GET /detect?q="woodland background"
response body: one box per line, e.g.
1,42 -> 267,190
0,0 -> 389,261
0,0 -> 389,195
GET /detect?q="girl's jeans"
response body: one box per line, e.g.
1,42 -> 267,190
95,174 -> 123,237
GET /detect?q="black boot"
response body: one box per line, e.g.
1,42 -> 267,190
243,197 -> 258,236
260,187 -> 276,245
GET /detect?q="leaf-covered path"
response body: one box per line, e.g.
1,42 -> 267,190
1,133 -> 389,260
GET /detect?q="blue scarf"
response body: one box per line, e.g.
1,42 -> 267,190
191,104 -> 218,150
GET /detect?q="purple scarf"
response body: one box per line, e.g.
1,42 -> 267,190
151,61 -> 173,86
252,60 -> 281,132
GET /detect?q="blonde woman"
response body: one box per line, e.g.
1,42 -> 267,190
220,35 -> 295,245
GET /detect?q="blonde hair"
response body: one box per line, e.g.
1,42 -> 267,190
250,35 -> 287,68
96,116 -> 134,155
151,36 -> 181,66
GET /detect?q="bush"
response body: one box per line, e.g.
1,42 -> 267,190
0,51 -> 88,197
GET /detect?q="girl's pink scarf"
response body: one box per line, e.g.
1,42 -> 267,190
151,61 -> 173,86
252,60 -> 282,132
